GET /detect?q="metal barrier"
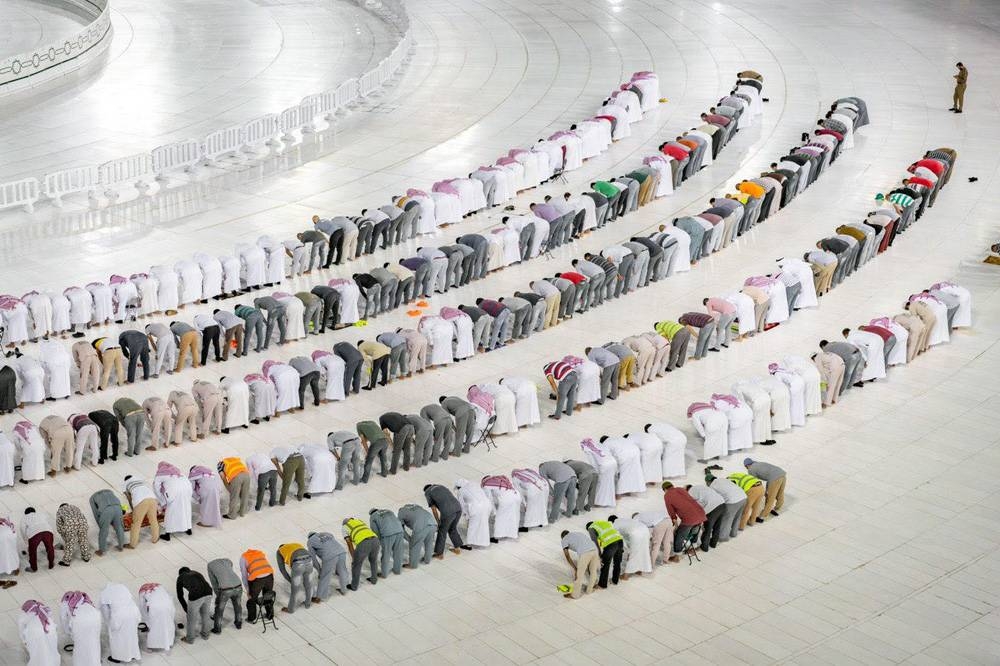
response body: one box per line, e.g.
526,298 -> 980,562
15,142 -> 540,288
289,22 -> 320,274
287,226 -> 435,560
99,153 -> 152,201
202,125 -> 245,165
43,166 -> 100,207
243,114 -> 281,153
0,178 -> 41,213
151,139 -> 202,180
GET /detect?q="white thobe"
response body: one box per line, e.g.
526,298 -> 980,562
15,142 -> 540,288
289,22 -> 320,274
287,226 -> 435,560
512,476 -> 548,528
279,296 -> 305,340
847,330 -> 886,381
18,611 -> 59,666
237,244 -> 267,288
573,359 -> 602,405
38,341 -> 72,399
481,383 -> 518,436
0,522 -> 18,572
61,601 -> 102,666
110,281 -> 138,321
776,258 -> 819,309
485,485 -> 521,540
731,381 -> 772,443
663,227 -> 691,273
752,376 -> 792,433
616,519 -> 653,574
99,584 -> 141,663
138,585 -> 175,651
502,376 -> 540,427
936,284 -> 972,327
220,255 -> 241,293
582,443 -> 617,507
16,356 -> 46,404
407,194 -> 437,234
65,287 -> 93,326
15,427 -> 46,481
258,237 -> 285,284
22,293 -> 52,340
882,321 -> 909,366
248,379 -> 277,419
86,284 -> 113,324
330,282 -> 360,324
646,423 -> 687,478
772,370 -> 806,427
604,437 -> 644,495
316,354 -> 346,401
723,291 -> 757,336
47,292 -> 71,333
221,377 -> 250,429
300,444 -> 336,494
174,261 -> 202,305
456,481 -> 492,547
419,317 -> 453,367
782,355 -> 823,416
646,156 -> 675,198
449,314 -> 475,360
1,302 -> 29,345
269,364 -> 301,412
628,432 -> 664,484
711,399 -> 754,453
430,192 -> 461,225
631,77 -> 659,110
691,408 -> 729,460
194,252 -> 224,299
130,275 -> 159,315
760,280 -> 789,324
149,266 -> 180,310
922,299 -> 950,346
154,474 -> 193,533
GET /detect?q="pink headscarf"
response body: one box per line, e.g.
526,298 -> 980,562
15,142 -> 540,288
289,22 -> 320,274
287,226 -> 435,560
189,465 -> 215,480
711,393 -> 740,407
870,316 -> 893,329
481,475 -> 514,491
495,156 -> 517,167
0,517 -> 14,531
109,274 -> 127,285
272,291 -> 291,299
432,181 -> 459,197
0,295 -> 22,310
328,278 -> 352,288
467,386 -> 494,415
930,281 -> 955,290
909,292 -> 940,305
440,306 -> 464,320
580,437 -> 605,458
311,350 -> 332,361
244,373 -> 269,385
262,360 -> 281,379
632,71 -> 655,80
21,600 -> 52,632
549,130 -> 578,141
139,582 -> 161,595
477,165 -> 501,173
61,591 -> 93,614
687,402 -> 714,418
13,421 -> 34,440
512,468 -> 544,489
508,148 -> 528,158
155,461 -> 182,478
644,155 -> 667,167
406,188 -> 428,198
744,275 -> 777,288
562,355 -> 584,368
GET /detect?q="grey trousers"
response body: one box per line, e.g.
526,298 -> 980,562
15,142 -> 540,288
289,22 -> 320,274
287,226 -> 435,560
413,427 -> 432,467
96,507 -> 125,551
558,286 -> 576,319
598,364 -> 619,403
692,323 -> 714,359
715,313 -> 736,346
430,418 -> 455,462
264,312 -> 287,346
531,301 -> 547,332
255,470 -> 277,510
335,441 -> 361,490
454,410 -> 475,453
575,474 -> 596,513
390,427 -> 414,474
243,313 -> 266,353
511,307 -> 531,339
315,552 -> 349,598
360,285 -> 381,319
406,527 -> 435,568
553,373 -> 579,418
396,276 -> 415,305
123,412 -> 145,457
379,532 -> 405,576
667,329 -> 690,370
471,315 -> 492,350
287,556 -> 314,612
351,537 -> 380,588
186,595 -> 212,641
720,499 -> 746,541
388,343 -> 409,378
379,282 -> 398,312
303,301 -> 322,334
549,480 -> 578,523
785,283 -> 801,312
213,586 -> 243,631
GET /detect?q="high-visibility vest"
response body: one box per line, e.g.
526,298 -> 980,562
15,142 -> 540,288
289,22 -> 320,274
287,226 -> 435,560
242,549 -> 273,581
278,543 -> 304,565
219,457 -> 248,483
727,473 -> 761,492
344,518 -> 376,546
589,520 -> 623,549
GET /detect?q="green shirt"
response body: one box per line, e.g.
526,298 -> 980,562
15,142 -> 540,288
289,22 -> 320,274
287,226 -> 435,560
357,420 -> 387,443
655,320 -> 684,340
593,181 -> 619,199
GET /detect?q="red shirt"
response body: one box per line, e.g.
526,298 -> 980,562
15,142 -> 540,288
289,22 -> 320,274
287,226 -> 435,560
860,325 -> 893,343
704,114 -> 730,127
543,361 -> 574,381
816,128 -> 843,142
661,144 -> 689,161
559,272 -> 586,285
664,488 -> 707,525
907,177 -> 934,189
913,159 -> 945,176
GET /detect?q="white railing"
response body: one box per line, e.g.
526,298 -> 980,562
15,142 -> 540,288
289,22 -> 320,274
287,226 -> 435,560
0,178 -> 41,213
2,1 -> 414,213
0,0 -> 113,89
43,166 -> 100,207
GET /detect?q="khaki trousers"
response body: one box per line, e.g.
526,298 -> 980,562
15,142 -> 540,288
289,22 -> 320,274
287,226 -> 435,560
99,349 -> 125,389
176,331 -> 201,372
618,356 -> 636,388
953,84 -> 966,111
48,428 -> 75,472
543,294 -> 560,328
753,302 -> 769,333
739,484 -> 765,529
571,550 -> 601,598
129,498 -> 160,547
78,356 -> 101,394
649,519 -> 673,564
763,476 -> 786,517
147,408 -> 172,449
199,395 -> 223,436
173,405 -> 199,443
223,325 -> 244,360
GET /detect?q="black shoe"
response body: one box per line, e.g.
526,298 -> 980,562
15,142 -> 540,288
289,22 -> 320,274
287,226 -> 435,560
185,529 -> 192,536
161,533 -> 171,541
460,545 -> 473,551
948,106 -> 957,111
221,428 -> 230,434
770,510 -> 779,517
518,527 -> 530,533
489,537 -> 499,543
755,517 -> 764,524
211,628 -> 222,635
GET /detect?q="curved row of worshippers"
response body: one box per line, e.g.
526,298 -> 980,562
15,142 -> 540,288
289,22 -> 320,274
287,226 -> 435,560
0,83 -> 779,486
0,76 -> 765,417
809,148 -> 958,295
0,71 -> 669,349
688,280 -> 972,460
12,423 -> 753,662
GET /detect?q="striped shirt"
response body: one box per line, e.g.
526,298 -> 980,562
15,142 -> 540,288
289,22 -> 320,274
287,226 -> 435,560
543,361 -> 574,381
888,192 -> 914,207
679,312 -> 714,328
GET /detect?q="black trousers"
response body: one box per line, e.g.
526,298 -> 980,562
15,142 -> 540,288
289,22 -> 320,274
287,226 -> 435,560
312,291 -> 340,332
701,505 -> 726,551
124,348 -> 150,382
371,221 -> 391,251
96,423 -> 119,461
298,371 -> 321,406
338,355 -> 363,394
245,575 -> 274,622
200,325 -> 222,364
324,229 -> 344,267
434,510 -> 464,555
367,356 -> 389,388
598,540 -> 624,587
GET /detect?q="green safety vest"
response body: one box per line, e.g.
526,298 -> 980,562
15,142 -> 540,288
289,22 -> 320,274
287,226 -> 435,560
727,473 -> 761,492
655,321 -> 684,339
590,520 -> 623,549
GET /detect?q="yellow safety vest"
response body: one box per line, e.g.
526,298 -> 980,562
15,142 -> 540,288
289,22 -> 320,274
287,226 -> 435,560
590,520 -> 623,549
727,473 -> 761,492
278,543 -> 304,565
345,518 -> 376,546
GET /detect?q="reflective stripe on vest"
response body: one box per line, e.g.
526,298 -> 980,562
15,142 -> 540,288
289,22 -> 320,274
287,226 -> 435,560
590,520 -> 622,549
242,549 -> 273,581
345,518 -> 376,545
727,473 -> 761,492
221,457 -> 248,483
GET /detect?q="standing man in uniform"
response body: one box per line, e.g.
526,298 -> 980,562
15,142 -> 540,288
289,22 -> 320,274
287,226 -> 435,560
950,62 -> 968,113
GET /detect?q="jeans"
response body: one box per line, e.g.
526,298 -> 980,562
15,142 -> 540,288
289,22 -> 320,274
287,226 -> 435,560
213,586 -> 243,631
286,556 -> 314,612
255,470 -> 277,510
186,595 -> 212,640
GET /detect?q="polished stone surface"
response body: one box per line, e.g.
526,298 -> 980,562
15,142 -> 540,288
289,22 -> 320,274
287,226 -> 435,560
1,0 -> 1000,664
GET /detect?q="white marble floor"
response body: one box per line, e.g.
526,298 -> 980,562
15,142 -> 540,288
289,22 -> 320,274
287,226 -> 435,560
2,0 -> 1000,664
0,0 -> 93,58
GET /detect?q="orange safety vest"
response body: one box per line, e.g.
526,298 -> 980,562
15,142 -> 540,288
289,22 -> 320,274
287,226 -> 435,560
219,457 -> 248,483
242,549 -> 273,581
